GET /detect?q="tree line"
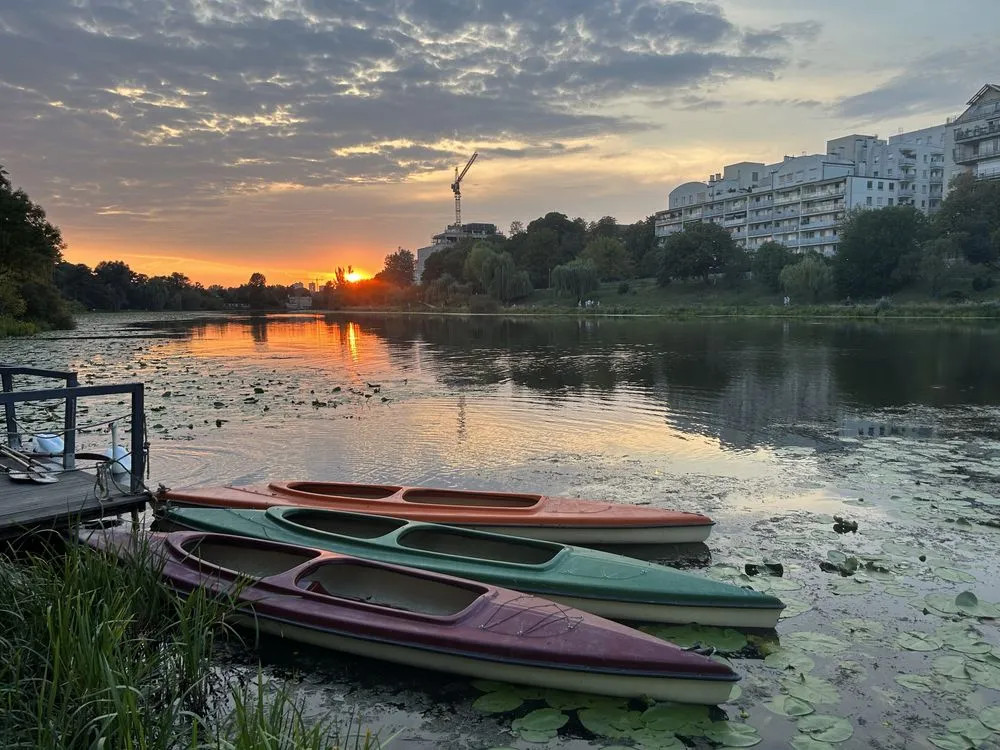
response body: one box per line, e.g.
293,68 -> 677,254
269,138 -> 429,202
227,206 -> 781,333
3,157 -> 998,333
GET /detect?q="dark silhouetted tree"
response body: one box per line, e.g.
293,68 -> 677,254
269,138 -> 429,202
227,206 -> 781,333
834,206 -> 926,299
751,241 -> 794,292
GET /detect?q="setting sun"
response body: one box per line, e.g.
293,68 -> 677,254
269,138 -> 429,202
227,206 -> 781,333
346,271 -> 364,283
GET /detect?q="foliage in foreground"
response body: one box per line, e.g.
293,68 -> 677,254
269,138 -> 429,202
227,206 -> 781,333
0,536 -> 375,750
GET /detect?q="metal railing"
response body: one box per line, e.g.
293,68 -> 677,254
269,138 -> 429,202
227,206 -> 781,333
0,366 -> 146,494
955,120 -> 1000,143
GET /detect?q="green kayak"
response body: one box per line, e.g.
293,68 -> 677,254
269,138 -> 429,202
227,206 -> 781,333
161,505 -> 785,628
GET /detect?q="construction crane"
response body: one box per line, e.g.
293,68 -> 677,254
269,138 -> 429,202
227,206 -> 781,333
450,151 -> 478,228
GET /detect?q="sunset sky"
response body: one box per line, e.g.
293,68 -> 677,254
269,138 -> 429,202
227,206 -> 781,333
2,0 -> 998,286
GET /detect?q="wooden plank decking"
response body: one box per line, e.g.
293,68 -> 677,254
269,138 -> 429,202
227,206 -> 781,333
0,456 -> 149,540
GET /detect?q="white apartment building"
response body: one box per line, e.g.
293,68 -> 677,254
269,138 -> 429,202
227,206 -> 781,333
655,125 -> 945,255
946,84 -> 1000,186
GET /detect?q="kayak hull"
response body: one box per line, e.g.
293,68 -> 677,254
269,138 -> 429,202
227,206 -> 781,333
162,506 -> 784,628
160,481 -> 714,545
83,528 -> 738,704
237,614 -> 736,704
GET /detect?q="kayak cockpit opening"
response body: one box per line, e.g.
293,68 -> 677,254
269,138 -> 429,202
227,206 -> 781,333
182,536 -> 320,578
296,562 -> 486,616
400,488 -> 541,508
396,527 -> 560,565
281,509 -> 407,539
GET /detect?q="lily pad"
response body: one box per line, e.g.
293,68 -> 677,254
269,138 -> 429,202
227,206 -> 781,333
472,691 -> 524,714
946,639 -> 994,655
764,649 -> 815,672
928,735 -> 977,750
790,738 -> 838,750
934,567 -> 977,584
796,715 -> 853,743
579,707 -> 627,738
640,704 -> 711,735
645,624 -> 748,652
980,707 -> 1000,731
765,695 -> 815,717
945,718 -> 992,741
926,592 -> 1000,619
627,728 -> 684,749
882,583 -> 916,598
782,632 -> 848,656
829,578 -> 870,595
779,598 -> 812,619
702,722 -> 761,747
895,631 -> 943,652
781,674 -> 840,705
837,618 -> 885,640
512,708 -> 568,734
966,659 -> 1000,689
932,655 -> 972,679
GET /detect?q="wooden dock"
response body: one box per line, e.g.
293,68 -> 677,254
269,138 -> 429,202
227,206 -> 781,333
1,456 -> 149,540
1,365 -> 151,541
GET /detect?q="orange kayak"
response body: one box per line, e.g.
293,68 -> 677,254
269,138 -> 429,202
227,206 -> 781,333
160,481 -> 714,545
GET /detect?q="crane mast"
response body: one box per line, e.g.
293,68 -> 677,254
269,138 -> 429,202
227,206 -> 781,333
450,151 -> 478,228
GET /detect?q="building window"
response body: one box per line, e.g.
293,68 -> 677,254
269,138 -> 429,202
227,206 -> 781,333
878,182 -> 884,190
867,180 -> 872,188
866,197 -> 873,206
877,197 -> 883,206
888,198 -> 894,206
752,172 -> 759,182
889,183 -> 894,191
921,200 -> 926,207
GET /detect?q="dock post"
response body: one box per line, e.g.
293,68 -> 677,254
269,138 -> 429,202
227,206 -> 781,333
1,371 -> 19,450
63,373 -> 77,470
130,384 -> 145,495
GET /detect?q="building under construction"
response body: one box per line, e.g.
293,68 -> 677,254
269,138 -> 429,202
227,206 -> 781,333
414,151 -> 499,281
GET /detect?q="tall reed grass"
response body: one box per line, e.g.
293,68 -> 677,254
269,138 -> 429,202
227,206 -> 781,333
0,534 -> 377,749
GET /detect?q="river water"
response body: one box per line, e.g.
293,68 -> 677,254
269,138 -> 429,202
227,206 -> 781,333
2,312 -> 999,750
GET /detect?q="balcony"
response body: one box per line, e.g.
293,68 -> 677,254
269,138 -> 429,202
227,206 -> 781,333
802,186 -> 846,201
799,235 -> 831,247
723,216 -> 747,228
801,201 -> 845,217
773,207 -> 799,218
954,144 -> 1000,164
800,217 -> 841,230
774,190 -> 802,206
749,226 -> 774,237
954,120 -> 1000,143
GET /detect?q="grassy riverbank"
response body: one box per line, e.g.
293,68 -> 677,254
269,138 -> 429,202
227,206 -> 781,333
0,534 -> 376,749
510,277 -> 1000,319
0,314 -> 42,337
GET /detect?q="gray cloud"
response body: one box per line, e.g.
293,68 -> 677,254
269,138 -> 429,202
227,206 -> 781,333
0,0 -> 818,223
836,43 -> 1000,121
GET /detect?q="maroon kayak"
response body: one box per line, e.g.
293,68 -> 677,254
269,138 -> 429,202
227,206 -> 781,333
82,528 -> 738,704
